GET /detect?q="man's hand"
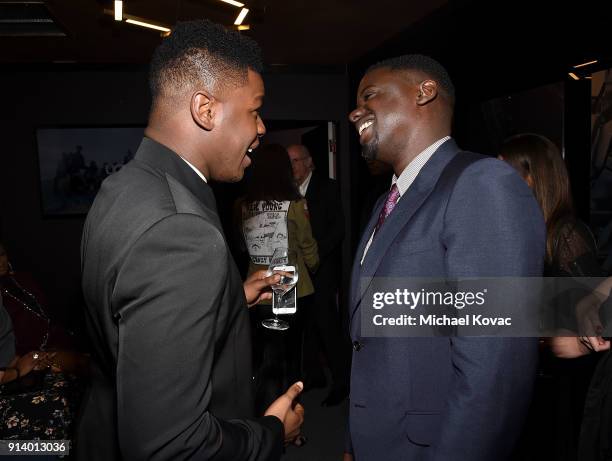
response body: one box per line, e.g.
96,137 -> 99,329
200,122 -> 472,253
579,335 -> 611,353
243,270 -> 280,307
573,279 -> 612,354
264,381 -> 305,443
14,351 -> 53,377
576,290 -> 607,337
551,333 -> 610,358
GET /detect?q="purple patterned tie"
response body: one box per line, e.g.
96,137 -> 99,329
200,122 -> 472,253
374,183 -> 400,236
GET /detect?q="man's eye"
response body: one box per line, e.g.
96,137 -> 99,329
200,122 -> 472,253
364,92 -> 374,101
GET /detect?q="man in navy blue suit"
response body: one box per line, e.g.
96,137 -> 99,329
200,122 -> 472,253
344,55 -> 545,460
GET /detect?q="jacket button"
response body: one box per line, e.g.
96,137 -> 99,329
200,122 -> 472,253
353,341 -> 362,351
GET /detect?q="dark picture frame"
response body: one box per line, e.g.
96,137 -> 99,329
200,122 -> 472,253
35,126 -> 144,217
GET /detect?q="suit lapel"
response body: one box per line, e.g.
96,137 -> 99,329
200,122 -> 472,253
350,140 -> 460,324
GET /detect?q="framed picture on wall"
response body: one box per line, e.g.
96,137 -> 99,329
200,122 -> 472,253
36,126 -> 144,217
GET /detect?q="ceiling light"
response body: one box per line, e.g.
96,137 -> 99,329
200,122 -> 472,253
573,60 -> 598,69
234,8 -> 249,25
237,25 -> 250,31
114,0 -> 123,21
568,72 -> 580,81
220,0 -> 245,7
125,18 -> 170,33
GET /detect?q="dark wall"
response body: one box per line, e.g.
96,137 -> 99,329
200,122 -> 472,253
260,72 -> 353,298
0,67 -> 351,333
0,68 -> 151,331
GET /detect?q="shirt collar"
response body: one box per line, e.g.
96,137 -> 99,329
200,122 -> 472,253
299,170 -> 313,196
392,136 -> 451,197
179,156 -> 208,183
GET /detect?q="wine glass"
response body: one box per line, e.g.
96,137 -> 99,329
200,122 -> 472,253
262,247 -> 299,331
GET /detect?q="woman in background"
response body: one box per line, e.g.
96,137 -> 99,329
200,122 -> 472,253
236,143 -> 319,416
500,133 -> 605,461
0,240 -> 88,440
239,144 -> 319,301
500,134 -> 600,278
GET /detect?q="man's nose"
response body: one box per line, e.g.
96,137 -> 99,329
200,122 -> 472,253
257,115 -> 266,137
349,106 -> 364,123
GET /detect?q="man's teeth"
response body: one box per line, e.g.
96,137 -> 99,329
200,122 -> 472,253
359,120 -> 373,136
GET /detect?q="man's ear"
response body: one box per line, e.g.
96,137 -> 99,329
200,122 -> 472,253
191,91 -> 216,131
416,80 -> 438,106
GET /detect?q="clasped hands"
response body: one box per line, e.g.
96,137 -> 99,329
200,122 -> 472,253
0,350 -> 61,384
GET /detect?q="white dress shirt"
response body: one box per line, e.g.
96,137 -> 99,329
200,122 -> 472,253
299,170 -> 313,197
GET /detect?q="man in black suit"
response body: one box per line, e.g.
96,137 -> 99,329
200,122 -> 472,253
287,144 -> 349,406
77,20 -> 303,461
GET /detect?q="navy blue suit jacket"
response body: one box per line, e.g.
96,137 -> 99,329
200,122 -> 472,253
347,139 -> 545,461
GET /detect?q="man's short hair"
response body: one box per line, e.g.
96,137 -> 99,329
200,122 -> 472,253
149,20 -> 263,100
368,54 -> 455,105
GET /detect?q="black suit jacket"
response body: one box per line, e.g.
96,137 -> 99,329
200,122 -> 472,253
77,137 -> 282,461
304,172 -> 344,285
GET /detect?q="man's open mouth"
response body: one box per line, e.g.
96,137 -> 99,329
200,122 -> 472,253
358,119 -> 374,136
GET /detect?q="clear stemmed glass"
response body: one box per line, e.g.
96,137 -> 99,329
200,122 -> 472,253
261,247 -> 299,331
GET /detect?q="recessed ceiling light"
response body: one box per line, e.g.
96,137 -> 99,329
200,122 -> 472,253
237,25 -> 250,31
234,8 -> 249,25
568,72 -> 580,81
573,60 -> 598,69
125,19 -> 170,33
220,0 -> 245,7
114,0 -> 123,21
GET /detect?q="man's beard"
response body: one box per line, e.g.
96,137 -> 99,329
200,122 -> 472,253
361,133 -> 379,161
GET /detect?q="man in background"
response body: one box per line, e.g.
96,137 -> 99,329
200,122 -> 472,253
287,144 -> 350,406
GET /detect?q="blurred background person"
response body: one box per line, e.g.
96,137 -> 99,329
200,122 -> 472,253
552,276 -> 612,461
286,144 -> 350,406
0,287 -> 88,441
236,143 -> 319,416
500,133 -> 605,461
500,134 -> 602,279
